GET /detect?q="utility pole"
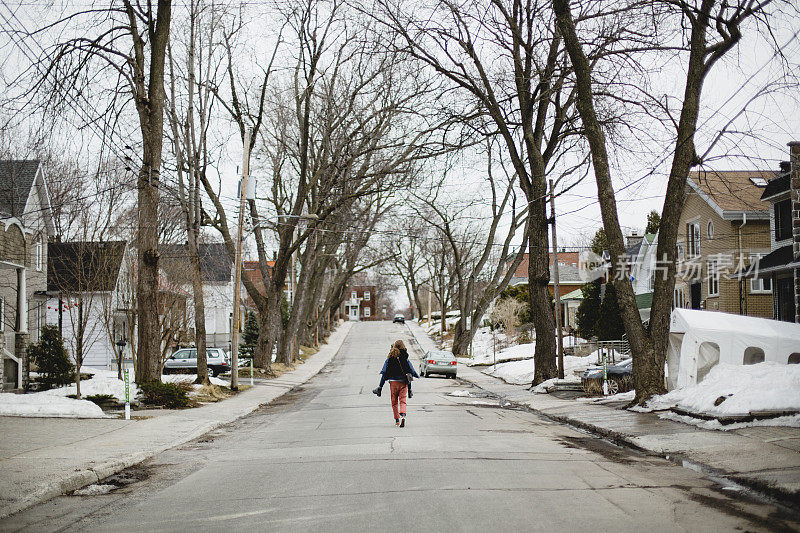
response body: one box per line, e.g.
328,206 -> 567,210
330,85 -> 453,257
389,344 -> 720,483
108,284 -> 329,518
230,128 -> 252,391
427,287 -> 432,327
549,179 -> 564,380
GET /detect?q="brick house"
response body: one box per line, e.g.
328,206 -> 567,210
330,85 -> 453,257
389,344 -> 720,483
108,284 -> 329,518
674,169 -> 774,318
0,160 -> 54,390
341,285 -> 377,321
739,142 -> 800,323
506,254 -> 584,329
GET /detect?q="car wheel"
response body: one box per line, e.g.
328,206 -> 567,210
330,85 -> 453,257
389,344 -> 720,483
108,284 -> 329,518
210,367 -> 219,378
607,378 -> 620,395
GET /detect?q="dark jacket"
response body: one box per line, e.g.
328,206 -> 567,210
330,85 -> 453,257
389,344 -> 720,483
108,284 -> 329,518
380,349 -> 419,381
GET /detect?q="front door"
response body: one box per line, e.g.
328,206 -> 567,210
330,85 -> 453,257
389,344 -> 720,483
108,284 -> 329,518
690,282 -> 702,310
349,306 -> 359,321
776,276 -> 796,322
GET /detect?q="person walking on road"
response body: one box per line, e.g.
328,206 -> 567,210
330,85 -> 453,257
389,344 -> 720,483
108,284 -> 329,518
373,340 -> 418,427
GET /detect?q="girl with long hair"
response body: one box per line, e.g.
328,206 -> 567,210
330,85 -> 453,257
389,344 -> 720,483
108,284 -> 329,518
373,340 -> 418,427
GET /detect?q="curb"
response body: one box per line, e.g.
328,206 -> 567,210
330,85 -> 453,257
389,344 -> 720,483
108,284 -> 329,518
404,321 -> 800,510
0,322 -> 352,520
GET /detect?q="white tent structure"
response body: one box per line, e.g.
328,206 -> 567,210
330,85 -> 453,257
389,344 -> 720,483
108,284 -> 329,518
667,309 -> 800,390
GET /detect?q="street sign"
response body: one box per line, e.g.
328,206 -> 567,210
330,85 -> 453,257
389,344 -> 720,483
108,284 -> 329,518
124,369 -> 130,420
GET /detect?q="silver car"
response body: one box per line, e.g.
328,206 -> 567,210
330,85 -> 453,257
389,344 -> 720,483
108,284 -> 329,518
420,350 -> 457,379
164,347 -> 230,377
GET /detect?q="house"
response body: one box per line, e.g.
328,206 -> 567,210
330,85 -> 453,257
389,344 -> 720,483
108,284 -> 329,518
738,142 -> 800,323
46,241 -> 130,371
625,232 -> 659,322
341,285 -> 377,321
507,258 -> 584,330
161,243 -> 234,349
0,160 -> 55,390
242,260 -> 289,310
673,168 -> 774,318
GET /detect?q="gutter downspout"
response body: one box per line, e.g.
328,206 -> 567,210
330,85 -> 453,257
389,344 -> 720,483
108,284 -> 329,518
738,213 -> 747,315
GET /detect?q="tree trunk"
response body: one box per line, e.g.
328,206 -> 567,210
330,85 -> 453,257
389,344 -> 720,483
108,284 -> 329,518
188,230 -> 208,385
133,0 -> 171,385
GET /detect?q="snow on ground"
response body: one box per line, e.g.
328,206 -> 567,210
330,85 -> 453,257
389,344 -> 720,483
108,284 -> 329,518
483,355 -> 592,385
632,362 -> 800,430
448,390 -> 472,397
162,374 -> 229,388
659,412 -> 800,431
0,392 -> 106,418
641,363 -> 800,417
38,367 -> 139,403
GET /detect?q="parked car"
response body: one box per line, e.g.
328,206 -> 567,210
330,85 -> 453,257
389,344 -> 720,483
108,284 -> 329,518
420,350 -> 457,379
393,314 -> 405,324
164,347 -> 230,377
581,358 -> 633,395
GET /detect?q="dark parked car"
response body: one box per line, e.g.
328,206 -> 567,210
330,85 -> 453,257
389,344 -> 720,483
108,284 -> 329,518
393,314 -> 405,324
581,358 -> 633,395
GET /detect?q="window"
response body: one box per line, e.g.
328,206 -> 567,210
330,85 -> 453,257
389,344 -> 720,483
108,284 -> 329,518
706,260 -> 719,297
706,221 -> 714,240
743,347 -> 765,365
676,242 -> 685,262
697,342 -> 720,382
364,307 -> 370,317
364,291 -> 370,301
788,353 -> 800,364
35,238 -> 43,271
749,254 -> 772,293
686,222 -> 701,257
673,287 -> 685,309
351,291 -> 357,301
775,199 -> 792,241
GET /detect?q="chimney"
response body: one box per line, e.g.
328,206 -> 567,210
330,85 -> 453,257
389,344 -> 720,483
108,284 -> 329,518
789,141 -> 800,324
780,161 -> 791,174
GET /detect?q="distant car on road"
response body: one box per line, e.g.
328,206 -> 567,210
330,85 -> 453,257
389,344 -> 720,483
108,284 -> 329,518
581,358 -> 633,395
163,347 -> 230,377
393,314 -> 405,324
420,350 -> 457,379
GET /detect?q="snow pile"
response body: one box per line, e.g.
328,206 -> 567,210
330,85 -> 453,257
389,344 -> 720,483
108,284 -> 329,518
448,390 -> 473,397
643,363 -> 800,417
0,392 -> 106,418
39,367 -> 139,403
483,355 -> 591,385
163,374 -> 229,388
659,412 -> 800,431
531,375 -> 582,394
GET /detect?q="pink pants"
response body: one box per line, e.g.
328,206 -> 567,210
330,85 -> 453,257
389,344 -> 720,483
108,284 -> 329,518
389,381 -> 407,420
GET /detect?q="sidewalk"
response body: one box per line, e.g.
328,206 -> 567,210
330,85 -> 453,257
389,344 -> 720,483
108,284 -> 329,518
406,320 -> 800,505
0,322 -> 352,519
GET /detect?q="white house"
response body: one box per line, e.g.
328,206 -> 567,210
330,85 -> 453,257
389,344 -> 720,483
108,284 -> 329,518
161,243 -> 234,350
46,241 -> 132,371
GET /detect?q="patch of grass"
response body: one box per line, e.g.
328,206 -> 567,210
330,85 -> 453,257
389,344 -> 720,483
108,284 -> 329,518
193,384 -> 230,403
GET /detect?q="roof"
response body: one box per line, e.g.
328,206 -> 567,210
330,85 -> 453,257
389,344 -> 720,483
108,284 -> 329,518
687,170 -> 774,216
510,264 -> 584,287
760,171 -> 790,201
161,243 -> 233,283
635,292 -> 653,310
0,160 -> 40,218
561,287 -> 584,301
48,241 -> 127,292
732,244 -> 800,278
670,308 -> 800,341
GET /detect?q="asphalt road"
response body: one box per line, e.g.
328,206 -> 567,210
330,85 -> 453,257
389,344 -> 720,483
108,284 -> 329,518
3,321 -> 798,532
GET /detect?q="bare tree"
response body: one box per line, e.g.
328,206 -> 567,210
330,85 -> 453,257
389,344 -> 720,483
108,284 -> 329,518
553,0 -> 793,402
372,0 -> 586,383
23,1 -> 174,384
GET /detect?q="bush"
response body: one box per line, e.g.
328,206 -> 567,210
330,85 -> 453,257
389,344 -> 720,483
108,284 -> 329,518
138,381 -> 191,408
28,324 -> 74,387
85,394 -> 118,407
